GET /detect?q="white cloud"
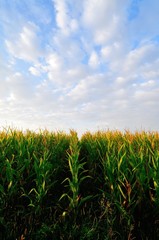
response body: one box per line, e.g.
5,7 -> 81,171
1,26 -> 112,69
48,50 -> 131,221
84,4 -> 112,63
66,74 -> 111,104
44,53 -> 65,85
88,51 -> 100,68
140,80 -> 155,88
29,66 -> 41,76
47,53 -> 63,71
123,43 -> 159,73
54,0 -> 68,30
5,22 -> 41,63
113,41 -> 159,89
0,57 -> 11,98
6,72 -> 34,100
101,46 -> 111,59
66,65 -> 88,81
82,0 -> 128,44
134,88 -> 159,103
53,0 -> 79,35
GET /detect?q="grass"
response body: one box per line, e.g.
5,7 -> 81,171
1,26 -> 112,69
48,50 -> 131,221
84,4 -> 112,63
0,128 -> 159,239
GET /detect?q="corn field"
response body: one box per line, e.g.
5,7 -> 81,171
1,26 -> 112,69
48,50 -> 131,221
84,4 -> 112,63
0,128 -> 159,239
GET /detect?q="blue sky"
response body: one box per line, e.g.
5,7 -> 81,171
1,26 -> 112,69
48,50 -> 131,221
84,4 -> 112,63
0,0 -> 159,135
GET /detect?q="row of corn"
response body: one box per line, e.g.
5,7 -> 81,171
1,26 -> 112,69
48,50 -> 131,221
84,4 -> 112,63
0,128 -> 159,239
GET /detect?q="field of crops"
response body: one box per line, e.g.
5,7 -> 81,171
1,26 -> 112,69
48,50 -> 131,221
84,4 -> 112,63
1,128 -> 159,239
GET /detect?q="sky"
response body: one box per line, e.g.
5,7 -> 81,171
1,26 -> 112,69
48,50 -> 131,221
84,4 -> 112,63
0,0 -> 159,135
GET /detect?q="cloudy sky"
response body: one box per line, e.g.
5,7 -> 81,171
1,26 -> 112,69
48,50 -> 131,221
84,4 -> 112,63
0,0 -> 159,135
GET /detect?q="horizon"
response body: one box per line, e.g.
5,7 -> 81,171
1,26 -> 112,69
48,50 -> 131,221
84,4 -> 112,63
0,0 -> 159,136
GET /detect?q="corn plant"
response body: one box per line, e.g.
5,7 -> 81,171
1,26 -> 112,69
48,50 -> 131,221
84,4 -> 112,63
20,150 -> 53,216
60,130 -> 92,219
